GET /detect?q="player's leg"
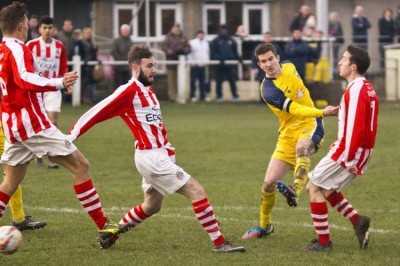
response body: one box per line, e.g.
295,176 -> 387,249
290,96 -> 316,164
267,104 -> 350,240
178,177 -> 245,252
0,164 -> 28,220
118,186 -> 162,228
50,150 -> 110,229
293,120 -> 324,196
303,181 -> 332,252
293,138 -> 315,196
271,137 -> 299,207
242,158 -> 291,239
9,185 -> 47,230
43,91 -> 62,169
0,130 -> 47,229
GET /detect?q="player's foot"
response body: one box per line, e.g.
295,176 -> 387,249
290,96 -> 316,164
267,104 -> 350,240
303,238 -> 333,252
12,215 -> 47,231
353,215 -> 370,249
241,224 -> 274,239
212,241 -> 246,253
276,180 -> 298,207
48,162 -> 59,169
98,220 -> 131,249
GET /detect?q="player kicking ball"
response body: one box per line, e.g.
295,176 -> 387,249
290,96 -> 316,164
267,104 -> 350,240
68,44 -> 245,252
242,43 -> 339,240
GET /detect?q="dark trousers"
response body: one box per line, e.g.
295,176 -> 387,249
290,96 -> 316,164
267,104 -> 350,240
190,66 -> 206,100
215,64 -> 238,99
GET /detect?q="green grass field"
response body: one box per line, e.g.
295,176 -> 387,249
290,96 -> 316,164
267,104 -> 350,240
0,102 -> 399,265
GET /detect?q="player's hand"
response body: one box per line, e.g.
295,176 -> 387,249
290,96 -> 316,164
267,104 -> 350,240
322,105 -> 339,117
65,86 -> 73,94
346,165 -> 358,174
62,71 -> 79,88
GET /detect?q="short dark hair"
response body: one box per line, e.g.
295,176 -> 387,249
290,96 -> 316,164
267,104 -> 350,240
255,43 -> 278,62
0,1 -> 29,34
39,16 -> 53,27
347,44 -> 370,75
128,44 -> 153,66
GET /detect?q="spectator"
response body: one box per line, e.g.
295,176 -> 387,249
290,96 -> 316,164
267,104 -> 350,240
235,24 -> 248,41
56,19 -> 74,61
304,9 -> 317,35
395,5 -> 400,42
328,11 -> 344,64
210,24 -> 240,102
187,30 -> 210,102
378,8 -> 396,68
76,27 -> 98,104
289,5 -> 311,32
161,23 -> 191,102
52,24 -> 58,38
251,32 -> 284,102
72,28 -> 81,55
352,5 -> 371,50
27,14 -> 39,41
284,29 -> 320,81
111,24 -> 133,87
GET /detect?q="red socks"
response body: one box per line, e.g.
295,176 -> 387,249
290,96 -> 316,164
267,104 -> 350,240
74,179 -> 108,229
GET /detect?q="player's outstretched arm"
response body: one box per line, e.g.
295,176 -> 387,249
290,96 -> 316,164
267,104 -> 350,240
322,105 -> 339,117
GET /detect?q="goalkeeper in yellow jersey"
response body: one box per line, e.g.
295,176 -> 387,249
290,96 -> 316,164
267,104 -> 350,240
242,43 -> 339,239
0,123 -> 47,230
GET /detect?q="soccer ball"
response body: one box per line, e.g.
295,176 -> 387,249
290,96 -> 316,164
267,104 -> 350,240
0,226 -> 22,255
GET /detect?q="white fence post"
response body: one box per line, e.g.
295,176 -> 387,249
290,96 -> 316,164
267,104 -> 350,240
176,55 -> 186,104
72,55 -> 82,106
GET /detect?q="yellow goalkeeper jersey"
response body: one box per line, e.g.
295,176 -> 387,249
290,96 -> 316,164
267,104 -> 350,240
260,61 -> 323,134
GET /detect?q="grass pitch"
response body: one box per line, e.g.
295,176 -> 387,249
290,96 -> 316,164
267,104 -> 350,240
0,102 -> 399,265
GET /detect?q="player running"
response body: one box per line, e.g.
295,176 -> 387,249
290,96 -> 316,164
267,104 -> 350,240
242,43 -> 339,239
68,44 -> 246,253
0,2 -> 123,249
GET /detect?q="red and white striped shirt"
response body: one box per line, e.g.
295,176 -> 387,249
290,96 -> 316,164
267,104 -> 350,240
328,77 -> 379,175
26,37 -> 68,78
0,37 -> 64,142
69,78 -> 175,156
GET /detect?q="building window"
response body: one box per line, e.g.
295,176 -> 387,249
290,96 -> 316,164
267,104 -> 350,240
113,3 -> 135,38
243,3 -> 270,37
203,4 -> 226,36
155,3 -> 183,36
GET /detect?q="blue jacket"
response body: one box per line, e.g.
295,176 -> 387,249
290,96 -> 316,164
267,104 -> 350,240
284,39 -> 320,80
210,35 -> 240,62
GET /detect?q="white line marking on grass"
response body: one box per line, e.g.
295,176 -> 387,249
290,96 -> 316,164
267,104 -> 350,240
24,205 -> 397,234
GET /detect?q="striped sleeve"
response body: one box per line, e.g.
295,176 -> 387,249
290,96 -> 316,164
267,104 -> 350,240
69,84 -> 135,141
11,43 -> 64,91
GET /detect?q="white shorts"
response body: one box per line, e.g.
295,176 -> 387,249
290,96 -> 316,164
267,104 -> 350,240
43,91 -> 62,112
135,148 -> 190,196
308,155 -> 356,191
0,125 -> 77,166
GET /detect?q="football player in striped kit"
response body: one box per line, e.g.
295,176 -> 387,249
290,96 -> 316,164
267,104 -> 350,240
27,15 -> 68,169
0,2 -> 123,249
68,44 -> 246,253
304,45 -> 378,251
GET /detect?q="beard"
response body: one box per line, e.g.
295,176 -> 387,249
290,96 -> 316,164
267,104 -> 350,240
138,68 -> 153,86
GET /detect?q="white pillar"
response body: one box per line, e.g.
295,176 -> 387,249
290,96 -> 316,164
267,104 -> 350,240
72,55 -> 82,106
316,0 -> 329,57
176,55 -> 187,104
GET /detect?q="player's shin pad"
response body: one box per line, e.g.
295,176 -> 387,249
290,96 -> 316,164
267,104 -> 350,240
293,156 -> 310,196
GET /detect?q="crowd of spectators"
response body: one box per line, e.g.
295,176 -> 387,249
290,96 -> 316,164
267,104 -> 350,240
4,4 -> 400,104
